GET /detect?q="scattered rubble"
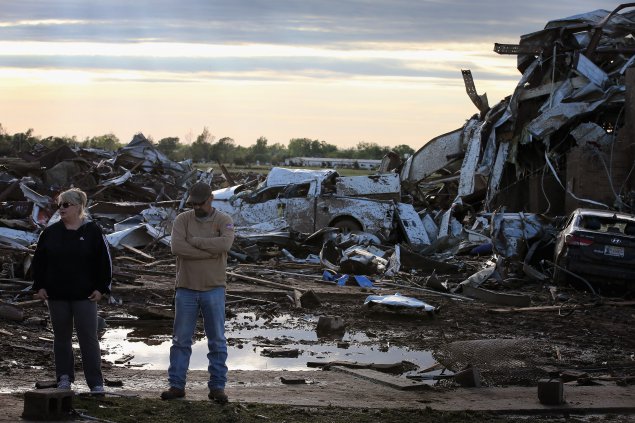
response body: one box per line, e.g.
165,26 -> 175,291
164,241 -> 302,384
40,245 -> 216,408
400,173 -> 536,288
0,4 -> 634,416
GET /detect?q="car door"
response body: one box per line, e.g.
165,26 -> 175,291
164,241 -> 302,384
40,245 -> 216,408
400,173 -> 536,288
281,181 -> 317,233
233,185 -> 285,226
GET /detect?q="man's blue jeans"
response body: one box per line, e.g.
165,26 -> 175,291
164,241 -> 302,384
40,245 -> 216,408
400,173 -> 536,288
168,287 -> 227,390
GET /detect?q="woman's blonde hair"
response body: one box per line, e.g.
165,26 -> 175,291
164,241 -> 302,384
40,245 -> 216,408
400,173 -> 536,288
57,188 -> 88,218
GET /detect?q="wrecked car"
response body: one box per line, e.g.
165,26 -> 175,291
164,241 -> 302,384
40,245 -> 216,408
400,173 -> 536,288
211,167 -> 430,247
212,167 -> 398,237
553,208 -> 635,291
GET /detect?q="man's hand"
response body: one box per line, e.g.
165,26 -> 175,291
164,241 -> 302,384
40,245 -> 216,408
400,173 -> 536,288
33,289 -> 48,301
88,290 -> 102,302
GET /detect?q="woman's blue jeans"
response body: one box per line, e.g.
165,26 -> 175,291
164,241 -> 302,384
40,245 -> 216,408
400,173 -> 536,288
168,287 -> 227,390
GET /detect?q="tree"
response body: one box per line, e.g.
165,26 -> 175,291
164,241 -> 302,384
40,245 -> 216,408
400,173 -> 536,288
268,142 -> 289,165
211,137 -> 235,163
354,141 -> 390,159
288,138 -> 312,157
251,136 -> 268,164
11,129 -> 36,153
157,137 -> 180,160
41,136 -> 76,150
189,127 -> 214,162
0,124 -> 11,156
83,133 -> 121,151
320,141 -> 338,157
392,144 -> 415,159
288,138 -> 337,158
196,127 -> 214,144
232,145 -> 250,166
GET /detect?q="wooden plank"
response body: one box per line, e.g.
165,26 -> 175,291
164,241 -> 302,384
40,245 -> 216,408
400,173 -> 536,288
488,300 -> 635,314
331,366 -> 429,391
12,299 -> 44,308
227,271 -> 306,293
114,354 -> 134,364
0,278 -> 33,286
488,305 -> 567,313
121,244 -> 155,260
128,305 -> 174,320
118,266 -> 175,277
462,285 -> 531,307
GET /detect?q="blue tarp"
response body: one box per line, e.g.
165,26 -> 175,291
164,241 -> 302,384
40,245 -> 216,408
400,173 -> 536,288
322,271 -> 374,287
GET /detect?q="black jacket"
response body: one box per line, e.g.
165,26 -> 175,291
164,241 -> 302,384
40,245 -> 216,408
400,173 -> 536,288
32,220 -> 112,300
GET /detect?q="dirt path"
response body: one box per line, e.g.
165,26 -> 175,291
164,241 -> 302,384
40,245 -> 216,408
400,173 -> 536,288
2,367 -> 635,422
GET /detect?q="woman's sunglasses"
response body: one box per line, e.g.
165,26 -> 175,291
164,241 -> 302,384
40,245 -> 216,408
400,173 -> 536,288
56,202 -> 76,209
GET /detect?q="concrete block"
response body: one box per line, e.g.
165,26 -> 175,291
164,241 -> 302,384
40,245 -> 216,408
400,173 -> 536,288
22,388 -> 73,420
453,366 -> 481,388
538,378 -> 564,405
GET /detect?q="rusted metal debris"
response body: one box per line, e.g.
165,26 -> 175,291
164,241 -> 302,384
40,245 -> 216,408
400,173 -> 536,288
0,5 -> 634,310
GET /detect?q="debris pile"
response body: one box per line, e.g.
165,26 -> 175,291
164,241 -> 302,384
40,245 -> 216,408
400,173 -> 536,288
0,6 -> 633,299
401,4 -> 635,222
0,5 -> 634,395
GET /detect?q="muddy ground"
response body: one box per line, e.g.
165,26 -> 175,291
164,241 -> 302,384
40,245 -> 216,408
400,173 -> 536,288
1,255 -> 634,421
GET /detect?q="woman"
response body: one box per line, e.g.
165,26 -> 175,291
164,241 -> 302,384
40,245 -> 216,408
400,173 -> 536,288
32,188 -> 112,392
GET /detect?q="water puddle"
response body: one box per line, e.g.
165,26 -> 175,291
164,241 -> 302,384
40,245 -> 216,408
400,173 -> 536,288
101,312 -> 435,372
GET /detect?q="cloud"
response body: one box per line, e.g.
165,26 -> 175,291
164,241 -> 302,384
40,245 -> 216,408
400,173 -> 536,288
0,0 -> 615,145
0,0 -> 613,80
0,0 -> 613,45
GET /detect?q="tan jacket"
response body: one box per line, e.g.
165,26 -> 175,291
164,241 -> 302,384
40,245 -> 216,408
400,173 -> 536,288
170,209 -> 235,291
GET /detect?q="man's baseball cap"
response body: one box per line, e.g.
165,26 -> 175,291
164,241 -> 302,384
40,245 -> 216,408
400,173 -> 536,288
187,182 -> 212,203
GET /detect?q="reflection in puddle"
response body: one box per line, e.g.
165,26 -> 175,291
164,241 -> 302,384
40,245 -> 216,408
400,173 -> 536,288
101,312 -> 435,371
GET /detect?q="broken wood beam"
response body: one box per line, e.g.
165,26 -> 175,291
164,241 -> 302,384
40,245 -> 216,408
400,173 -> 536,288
487,301 -> 635,313
218,162 -> 236,186
118,266 -> 176,277
227,271 -> 306,293
128,305 -> 174,320
462,285 -> 531,307
114,354 -> 135,364
144,258 -> 175,267
331,366 -> 429,391
0,278 -> 33,286
114,256 -> 148,265
121,244 -> 155,261
226,294 -> 276,305
12,299 -> 44,308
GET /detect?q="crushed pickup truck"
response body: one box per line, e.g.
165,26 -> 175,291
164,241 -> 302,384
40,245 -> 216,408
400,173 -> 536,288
212,167 -> 432,248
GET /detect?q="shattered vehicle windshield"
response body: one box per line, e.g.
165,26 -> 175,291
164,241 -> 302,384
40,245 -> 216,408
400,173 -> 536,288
577,213 -> 635,235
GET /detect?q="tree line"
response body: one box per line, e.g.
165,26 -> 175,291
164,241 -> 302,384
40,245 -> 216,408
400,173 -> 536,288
0,125 -> 415,165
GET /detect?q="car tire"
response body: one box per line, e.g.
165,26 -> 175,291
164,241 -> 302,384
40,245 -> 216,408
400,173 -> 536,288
331,218 -> 362,233
552,255 -> 570,285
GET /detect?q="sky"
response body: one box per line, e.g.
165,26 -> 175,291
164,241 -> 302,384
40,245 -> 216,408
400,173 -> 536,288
0,1 -> 616,149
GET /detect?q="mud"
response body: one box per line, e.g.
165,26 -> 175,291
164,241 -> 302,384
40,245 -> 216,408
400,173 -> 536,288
1,265 -> 634,420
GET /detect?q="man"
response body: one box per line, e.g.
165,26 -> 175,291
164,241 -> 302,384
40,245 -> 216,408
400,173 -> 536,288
161,182 -> 235,403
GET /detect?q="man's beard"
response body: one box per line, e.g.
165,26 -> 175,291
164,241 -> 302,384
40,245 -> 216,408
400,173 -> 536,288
194,208 -> 209,218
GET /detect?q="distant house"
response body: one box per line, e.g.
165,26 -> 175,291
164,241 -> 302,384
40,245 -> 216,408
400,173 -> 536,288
284,157 -> 381,170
